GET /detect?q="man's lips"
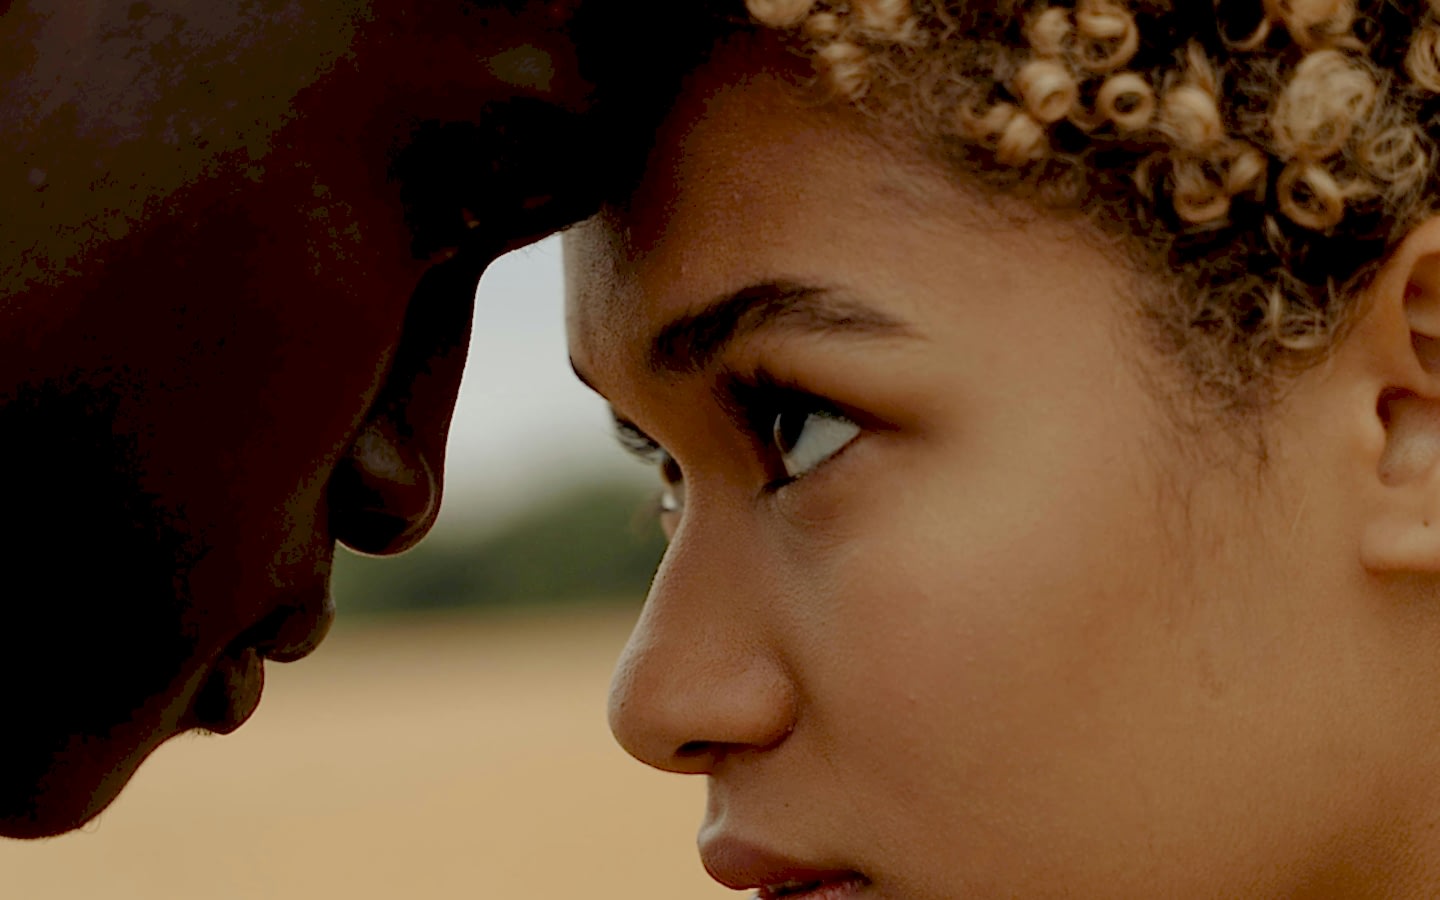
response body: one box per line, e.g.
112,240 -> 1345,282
191,646 -> 264,735
701,835 -> 869,898
186,583 -> 335,735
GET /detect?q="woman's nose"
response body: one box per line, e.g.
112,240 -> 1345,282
330,251 -> 480,556
607,527 -> 799,774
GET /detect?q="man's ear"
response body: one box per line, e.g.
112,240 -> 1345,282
1355,216 -> 1440,573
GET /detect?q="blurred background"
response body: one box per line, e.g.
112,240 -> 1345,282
0,237 -> 739,899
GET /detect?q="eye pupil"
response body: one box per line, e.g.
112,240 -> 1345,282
773,411 -> 807,455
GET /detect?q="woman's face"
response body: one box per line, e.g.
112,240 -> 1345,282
567,41 -> 1431,898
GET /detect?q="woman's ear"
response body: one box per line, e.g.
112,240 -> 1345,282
1354,216 -> 1440,573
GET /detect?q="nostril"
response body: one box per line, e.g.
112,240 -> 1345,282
334,509 -> 415,557
676,740 -> 716,760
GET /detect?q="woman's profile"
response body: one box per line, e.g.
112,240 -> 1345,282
568,0 -> 1440,895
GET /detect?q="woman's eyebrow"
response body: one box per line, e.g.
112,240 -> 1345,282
647,280 -> 919,375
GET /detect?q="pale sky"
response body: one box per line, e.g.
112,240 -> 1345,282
433,234 -> 644,532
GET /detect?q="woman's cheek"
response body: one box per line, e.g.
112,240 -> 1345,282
766,430 -> 898,545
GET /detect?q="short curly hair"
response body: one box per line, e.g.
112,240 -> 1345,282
737,0 -> 1440,412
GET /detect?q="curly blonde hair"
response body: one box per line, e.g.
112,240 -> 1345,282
739,0 -> 1440,409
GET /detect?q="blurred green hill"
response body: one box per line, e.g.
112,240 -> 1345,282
331,480 -> 665,615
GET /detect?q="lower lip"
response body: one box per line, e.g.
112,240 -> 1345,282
758,876 -> 869,900
192,647 -> 265,735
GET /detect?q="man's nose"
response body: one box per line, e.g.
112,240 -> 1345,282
329,416 -> 441,556
330,251 -> 480,556
607,507 -> 799,775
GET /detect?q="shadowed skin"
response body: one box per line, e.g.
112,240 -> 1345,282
0,0 -> 670,838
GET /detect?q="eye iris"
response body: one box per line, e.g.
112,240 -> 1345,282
773,409 -> 809,456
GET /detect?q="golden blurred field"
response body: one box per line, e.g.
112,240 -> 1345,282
0,607 -> 741,900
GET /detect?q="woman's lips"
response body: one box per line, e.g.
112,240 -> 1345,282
702,834 -> 869,898
756,874 -> 870,900
191,646 -> 264,735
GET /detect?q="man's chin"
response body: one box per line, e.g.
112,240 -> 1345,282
0,802 -> 110,841
0,722 -> 171,840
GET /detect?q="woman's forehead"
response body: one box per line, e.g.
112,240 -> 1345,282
561,28 -> 1139,408
564,52 -> 989,381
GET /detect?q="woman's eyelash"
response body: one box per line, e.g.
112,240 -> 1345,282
721,368 -> 790,422
722,369 -> 843,445
609,369 -> 835,460
608,370 -> 858,511
610,415 -> 684,523
611,414 -> 666,466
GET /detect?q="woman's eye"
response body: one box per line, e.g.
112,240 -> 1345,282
610,413 -> 686,523
772,408 -> 861,480
658,454 -> 685,516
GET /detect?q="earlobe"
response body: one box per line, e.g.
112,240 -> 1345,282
1355,216 -> 1440,574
